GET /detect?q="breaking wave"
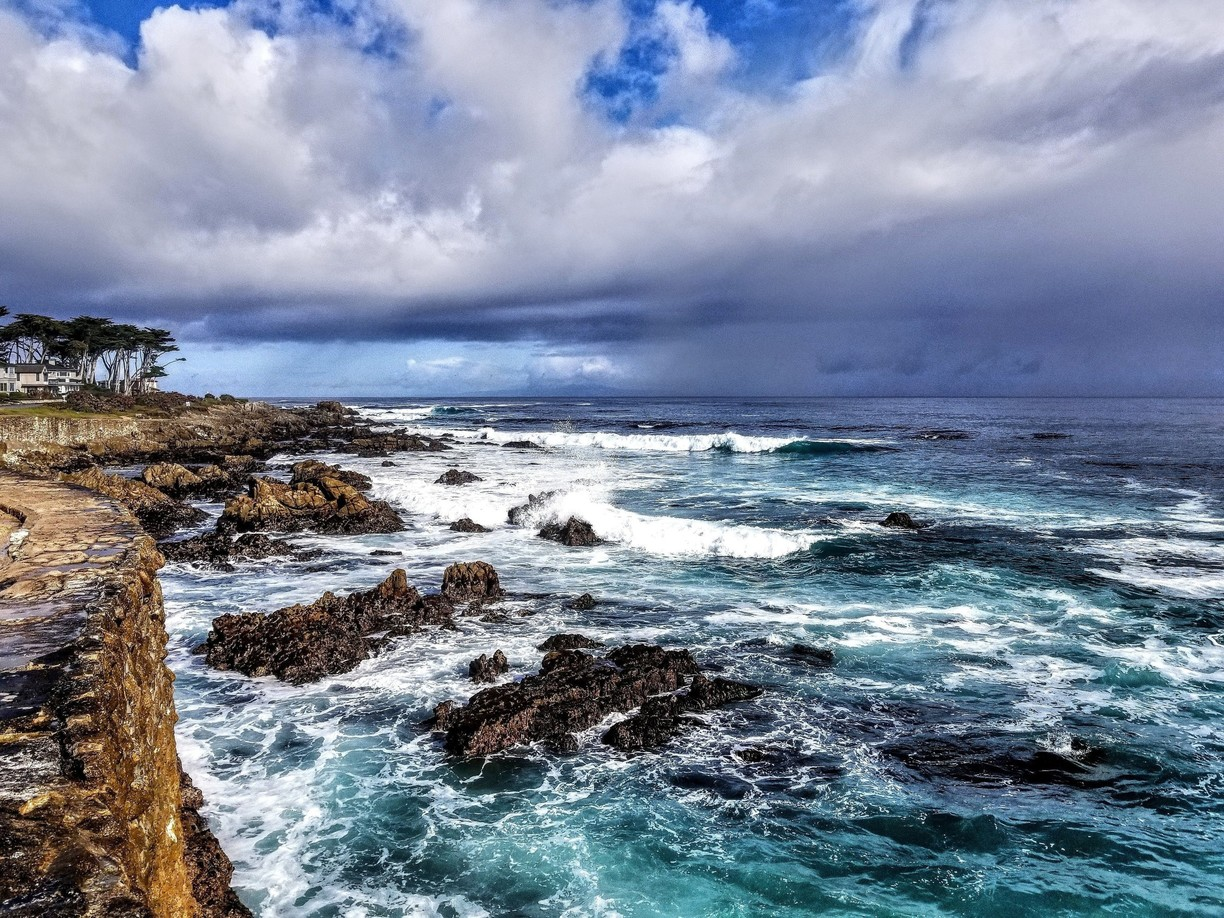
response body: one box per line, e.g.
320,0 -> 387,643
466,428 -> 890,455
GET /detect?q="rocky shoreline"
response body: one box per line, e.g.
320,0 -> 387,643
0,397 -> 768,914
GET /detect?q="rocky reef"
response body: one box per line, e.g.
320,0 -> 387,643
433,643 -> 760,756
196,568 -> 456,684
220,469 -> 404,535
0,472 -> 248,916
538,516 -> 602,546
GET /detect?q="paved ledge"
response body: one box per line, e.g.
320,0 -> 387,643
0,471 -> 248,917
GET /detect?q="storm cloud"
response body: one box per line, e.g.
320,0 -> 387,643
1,0 -> 1222,394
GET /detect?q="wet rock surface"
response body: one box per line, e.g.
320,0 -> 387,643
538,633 -> 603,651
469,650 -> 509,683
450,517 -> 490,533
436,468 -> 483,485
880,511 -> 922,530
790,644 -> 835,667
62,466 -> 206,539
197,569 -> 456,684
570,593 -> 598,610
603,675 -> 763,752
434,644 -> 714,755
539,516 -> 602,546
160,530 -> 317,570
502,440 -> 543,449
507,491 -> 558,525
440,561 -> 504,602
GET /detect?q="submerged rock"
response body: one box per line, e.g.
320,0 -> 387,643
450,517 -> 490,533
602,675 -> 763,752
63,467 -> 206,539
790,644 -> 835,667
538,633 -> 603,651
501,440 -> 543,450
570,592 -> 598,611
880,511 -> 922,530
433,644 -> 703,755
440,561 -> 504,602
196,569 -> 454,684
436,468 -> 483,485
469,650 -> 509,683
539,516 -> 601,547
160,530 -> 315,570
1032,432 -> 1071,440
220,474 -> 404,535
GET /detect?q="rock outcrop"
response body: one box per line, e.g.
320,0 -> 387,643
0,472 -> 248,916
435,469 -> 483,485
440,561 -> 505,602
501,440 -> 543,450
433,644 -> 702,755
220,474 -> 404,535
469,650 -> 509,683
63,466 -> 206,538
570,593 -> 598,610
538,633 -> 603,651
196,569 -> 454,684
290,459 -> 372,491
507,491 -> 557,525
449,517 -> 490,533
880,511 -> 922,530
539,516 -> 602,547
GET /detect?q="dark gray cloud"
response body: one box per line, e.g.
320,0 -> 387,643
1,0 -> 1222,394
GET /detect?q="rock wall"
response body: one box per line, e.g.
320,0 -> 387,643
0,472 -> 248,917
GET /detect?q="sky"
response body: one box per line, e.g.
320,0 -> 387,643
0,0 -> 1222,397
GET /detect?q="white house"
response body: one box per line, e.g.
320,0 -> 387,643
0,363 -> 84,397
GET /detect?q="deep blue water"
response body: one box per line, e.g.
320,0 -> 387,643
163,398 -> 1224,917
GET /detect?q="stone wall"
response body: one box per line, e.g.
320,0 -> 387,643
0,472 -> 248,916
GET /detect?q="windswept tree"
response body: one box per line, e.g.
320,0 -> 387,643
0,310 -> 181,393
0,313 -> 67,365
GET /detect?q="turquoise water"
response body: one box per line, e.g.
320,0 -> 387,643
162,398 -> 1224,917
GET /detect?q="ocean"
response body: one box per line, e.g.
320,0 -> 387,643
161,397 -> 1224,917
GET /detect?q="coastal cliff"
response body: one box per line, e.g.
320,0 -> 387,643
0,472 -> 247,916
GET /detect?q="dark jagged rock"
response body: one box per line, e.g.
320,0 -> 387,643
570,592 -> 597,610
790,644 -> 835,666
539,516 -> 602,547
315,400 -> 349,414
440,561 -> 504,602
343,433 -> 450,455
179,767 -> 253,917
507,491 -> 558,525
538,633 -> 603,651
502,440 -> 543,450
602,675 -> 763,752
436,468 -> 483,485
381,460 -> 398,467
370,549 -> 402,557
469,650 -> 509,683
63,467 -> 206,539
880,511 -> 922,530
450,517 -> 490,533
434,644 -> 700,755
220,474 -> 404,535
160,530 -> 316,570
196,569 -> 453,684
291,459 -> 372,491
